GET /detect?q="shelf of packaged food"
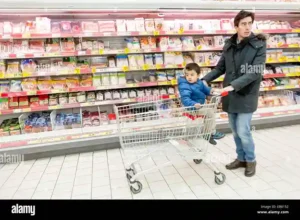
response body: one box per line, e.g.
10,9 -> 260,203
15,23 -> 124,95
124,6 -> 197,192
214,73 -> 300,82
216,104 -> 300,122
2,103 -> 300,150
260,84 -> 300,91
1,46 -> 300,60
0,94 -> 177,115
1,29 -> 300,40
0,81 -> 175,98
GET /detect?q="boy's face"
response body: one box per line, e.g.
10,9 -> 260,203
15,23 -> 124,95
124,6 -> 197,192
184,69 -> 199,83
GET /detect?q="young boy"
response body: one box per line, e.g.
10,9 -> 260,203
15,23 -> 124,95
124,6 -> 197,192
178,63 -> 224,145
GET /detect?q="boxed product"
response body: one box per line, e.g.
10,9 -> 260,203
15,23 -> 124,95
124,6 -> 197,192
145,19 -> 155,32
135,18 -> 145,32
116,20 -> 126,32
81,21 -> 99,32
98,21 -> 116,32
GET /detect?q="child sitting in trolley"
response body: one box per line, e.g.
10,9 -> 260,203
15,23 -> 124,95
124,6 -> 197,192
177,62 -> 224,145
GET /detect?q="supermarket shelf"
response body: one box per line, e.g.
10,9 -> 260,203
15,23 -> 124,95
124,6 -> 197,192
0,94 -> 177,115
1,46 -> 300,60
260,84 -> 300,91
0,81 -> 175,98
1,29 -> 300,40
2,104 -> 300,159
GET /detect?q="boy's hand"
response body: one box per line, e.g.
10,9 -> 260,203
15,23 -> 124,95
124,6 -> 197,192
194,103 -> 201,108
211,88 -> 221,95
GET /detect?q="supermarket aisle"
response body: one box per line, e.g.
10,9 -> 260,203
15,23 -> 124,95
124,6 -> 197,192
0,125 -> 300,200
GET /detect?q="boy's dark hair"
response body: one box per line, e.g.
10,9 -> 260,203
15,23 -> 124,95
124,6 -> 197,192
234,10 -> 255,27
185,63 -> 200,74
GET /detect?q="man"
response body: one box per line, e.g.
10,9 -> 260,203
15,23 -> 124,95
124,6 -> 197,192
202,10 -> 267,177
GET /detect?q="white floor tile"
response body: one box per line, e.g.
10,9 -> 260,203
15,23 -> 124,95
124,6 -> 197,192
1,177 -> 24,189
153,191 -> 175,199
110,170 -> 126,179
92,185 -> 111,198
149,181 -> 170,193
18,179 -> 40,190
226,177 -> 249,190
56,174 -> 75,184
177,167 -> 197,177
93,162 -> 108,170
112,187 -> 132,199
74,175 -> 92,186
184,175 -> 205,187
72,184 -> 92,196
257,171 -> 281,183
51,191 -> 72,199
32,190 -> 53,199
72,193 -> 91,199
235,187 -> 263,199
159,166 -> 178,176
0,187 -> 18,199
40,173 -> 59,183
145,172 -> 164,183
110,178 -> 129,189
76,168 -> 92,177
164,174 -> 184,185
13,188 -> 35,199
92,176 -> 110,188
93,169 -> 109,178
269,181 -> 295,193
259,189 -> 283,199
53,182 -> 73,194
247,178 -> 273,191
133,188 -> 154,199
191,184 -> 215,197
175,192 -> 197,199
44,165 -> 62,174
35,181 -> 56,192
169,182 -> 192,195
196,193 -> 219,199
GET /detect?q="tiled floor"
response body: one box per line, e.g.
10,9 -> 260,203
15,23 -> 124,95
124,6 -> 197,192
1,125 -> 300,200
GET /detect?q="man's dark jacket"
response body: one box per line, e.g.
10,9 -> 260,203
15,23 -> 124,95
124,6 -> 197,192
202,32 -> 267,113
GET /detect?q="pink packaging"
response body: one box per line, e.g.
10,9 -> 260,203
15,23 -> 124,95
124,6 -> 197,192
0,23 -> 3,34
3,22 -> 12,34
135,18 -> 145,32
220,19 -> 232,30
81,21 -> 99,32
98,20 -> 116,32
116,20 -> 126,32
71,21 -> 82,33
51,22 -> 61,33
145,19 -> 155,32
29,40 -> 45,53
126,20 -> 136,31
61,21 -> 72,33
36,17 -> 51,33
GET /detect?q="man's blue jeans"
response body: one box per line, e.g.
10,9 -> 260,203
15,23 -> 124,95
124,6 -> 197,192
228,113 -> 256,162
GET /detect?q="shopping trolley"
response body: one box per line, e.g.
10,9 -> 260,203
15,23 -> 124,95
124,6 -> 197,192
114,92 -> 228,194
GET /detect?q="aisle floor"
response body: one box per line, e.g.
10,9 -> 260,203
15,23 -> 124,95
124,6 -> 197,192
1,125 -> 300,200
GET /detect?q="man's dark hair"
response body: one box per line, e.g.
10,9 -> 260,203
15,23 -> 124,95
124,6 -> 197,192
234,10 -> 255,27
185,63 -> 200,74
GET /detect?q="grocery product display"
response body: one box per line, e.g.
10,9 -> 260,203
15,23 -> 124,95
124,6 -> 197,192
1,2 -> 300,154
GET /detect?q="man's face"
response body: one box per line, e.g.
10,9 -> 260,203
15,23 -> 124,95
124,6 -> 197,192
235,16 -> 253,39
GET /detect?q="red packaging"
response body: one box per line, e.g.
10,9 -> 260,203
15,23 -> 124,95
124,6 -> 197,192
9,97 -> 19,108
71,22 -> 82,33
19,97 -> 29,107
29,96 -> 39,107
39,95 -> 49,106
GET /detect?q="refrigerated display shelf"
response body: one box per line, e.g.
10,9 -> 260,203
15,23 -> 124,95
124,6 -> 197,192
1,29 -> 300,40
1,104 -> 300,150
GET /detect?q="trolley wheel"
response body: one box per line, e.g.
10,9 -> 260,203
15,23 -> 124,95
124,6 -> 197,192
126,173 -> 132,181
126,168 -> 133,172
193,159 -> 203,164
130,181 -> 143,194
214,172 -> 226,185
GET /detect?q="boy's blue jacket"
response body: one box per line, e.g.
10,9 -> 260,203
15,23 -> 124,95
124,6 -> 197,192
178,77 -> 212,107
